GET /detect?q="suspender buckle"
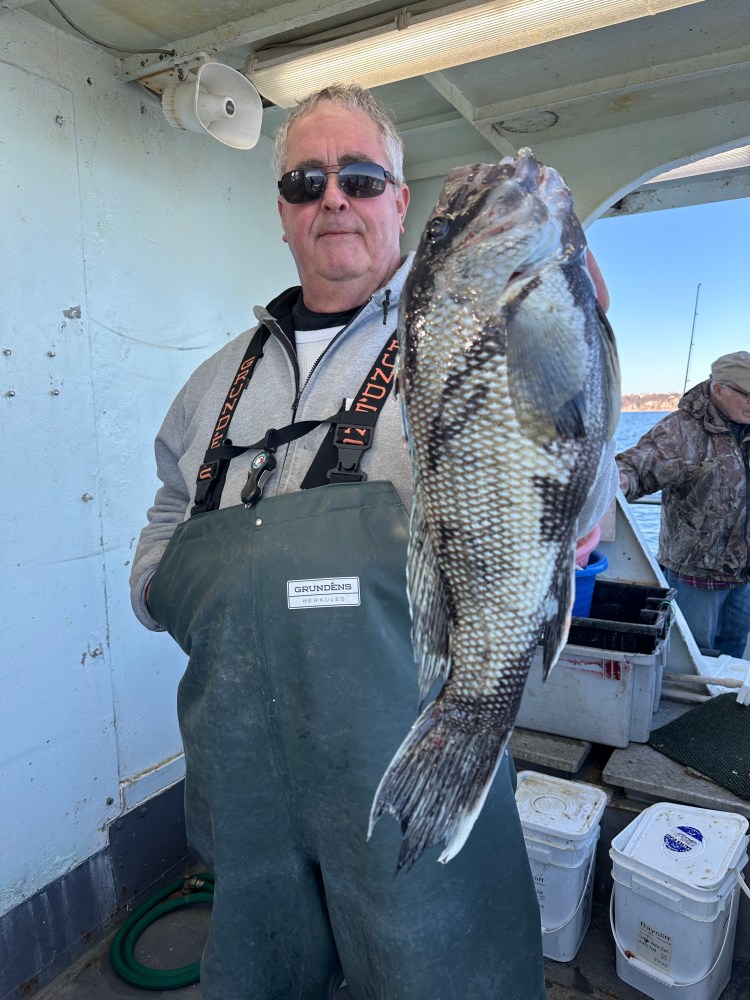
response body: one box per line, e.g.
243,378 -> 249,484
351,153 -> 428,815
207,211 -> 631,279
327,417 -> 374,483
241,431 -> 278,507
191,458 -> 229,516
193,461 -> 220,508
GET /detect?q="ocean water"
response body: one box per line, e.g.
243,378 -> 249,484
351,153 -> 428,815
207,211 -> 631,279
614,410 -> 670,553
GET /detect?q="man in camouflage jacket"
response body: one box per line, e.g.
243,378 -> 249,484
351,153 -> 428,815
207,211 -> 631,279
617,351 -> 750,658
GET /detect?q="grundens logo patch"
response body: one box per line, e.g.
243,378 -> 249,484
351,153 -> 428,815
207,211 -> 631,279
287,577 -> 361,609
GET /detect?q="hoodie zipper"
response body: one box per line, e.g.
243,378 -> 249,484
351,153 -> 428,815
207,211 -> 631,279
257,312 -> 301,408
293,288 -> 393,415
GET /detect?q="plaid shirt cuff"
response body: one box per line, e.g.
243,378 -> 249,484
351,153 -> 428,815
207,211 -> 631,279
670,571 -> 739,591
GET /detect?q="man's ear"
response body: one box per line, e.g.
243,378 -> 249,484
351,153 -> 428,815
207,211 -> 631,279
397,183 -> 410,235
278,197 -> 288,244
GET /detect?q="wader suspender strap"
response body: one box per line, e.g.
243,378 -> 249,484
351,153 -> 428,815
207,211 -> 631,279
191,331 -> 399,515
300,333 -> 399,489
191,327 -> 269,516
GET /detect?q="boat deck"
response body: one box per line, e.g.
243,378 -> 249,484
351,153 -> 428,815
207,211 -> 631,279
33,707 -> 750,1000
31,899 -> 750,1000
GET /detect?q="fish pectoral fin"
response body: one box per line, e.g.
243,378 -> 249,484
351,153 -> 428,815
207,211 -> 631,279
505,275 -> 591,443
407,492 -> 451,702
541,546 -> 576,680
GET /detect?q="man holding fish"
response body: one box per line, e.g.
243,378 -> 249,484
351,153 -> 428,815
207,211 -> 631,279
131,83 -> 619,999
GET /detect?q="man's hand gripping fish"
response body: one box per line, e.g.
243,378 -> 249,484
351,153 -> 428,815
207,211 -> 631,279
368,148 -> 620,871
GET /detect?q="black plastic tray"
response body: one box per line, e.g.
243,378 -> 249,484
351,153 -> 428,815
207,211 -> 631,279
567,580 -> 676,655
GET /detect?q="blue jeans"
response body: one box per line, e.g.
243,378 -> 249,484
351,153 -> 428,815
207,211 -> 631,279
664,569 -> 750,658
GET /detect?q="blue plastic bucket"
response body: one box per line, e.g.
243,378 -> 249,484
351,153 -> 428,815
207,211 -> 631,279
572,550 -> 608,618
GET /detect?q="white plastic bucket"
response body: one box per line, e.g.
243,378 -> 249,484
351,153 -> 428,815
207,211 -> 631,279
515,771 -> 609,962
609,802 -> 749,1000
541,847 -> 597,962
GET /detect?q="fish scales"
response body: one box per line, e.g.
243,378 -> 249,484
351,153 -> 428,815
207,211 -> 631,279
369,149 -> 620,871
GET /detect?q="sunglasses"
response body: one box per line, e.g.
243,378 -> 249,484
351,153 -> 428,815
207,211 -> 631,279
722,383 -> 750,403
278,162 -> 396,204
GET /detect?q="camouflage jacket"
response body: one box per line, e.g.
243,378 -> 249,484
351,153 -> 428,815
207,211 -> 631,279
617,381 -> 750,583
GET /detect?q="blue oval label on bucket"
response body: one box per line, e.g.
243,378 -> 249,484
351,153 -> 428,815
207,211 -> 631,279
663,825 -> 704,854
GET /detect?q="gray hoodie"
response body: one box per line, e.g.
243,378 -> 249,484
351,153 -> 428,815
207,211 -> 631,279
131,253 -> 618,629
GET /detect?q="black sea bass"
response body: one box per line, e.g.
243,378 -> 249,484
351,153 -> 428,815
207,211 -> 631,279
369,148 -> 620,870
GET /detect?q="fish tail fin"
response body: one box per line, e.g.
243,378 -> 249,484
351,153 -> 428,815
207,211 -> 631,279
368,697 -> 510,871
542,545 -> 577,680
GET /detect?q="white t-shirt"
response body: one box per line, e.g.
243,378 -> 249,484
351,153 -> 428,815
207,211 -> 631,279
294,326 -> 341,386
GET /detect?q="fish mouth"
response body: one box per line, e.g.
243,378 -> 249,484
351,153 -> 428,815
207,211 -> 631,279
459,217 -> 515,248
455,206 -> 534,256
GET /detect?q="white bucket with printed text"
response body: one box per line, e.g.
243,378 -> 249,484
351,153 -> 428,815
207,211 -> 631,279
610,802 -> 749,1000
515,771 -> 609,962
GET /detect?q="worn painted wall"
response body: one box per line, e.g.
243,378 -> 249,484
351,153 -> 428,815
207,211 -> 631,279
0,10 -> 297,917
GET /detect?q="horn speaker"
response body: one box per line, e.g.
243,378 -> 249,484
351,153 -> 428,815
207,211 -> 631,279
162,62 -> 262,149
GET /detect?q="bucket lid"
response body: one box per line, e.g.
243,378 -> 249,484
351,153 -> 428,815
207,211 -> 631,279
611,802 -> 749,892
515,771 -> 609,843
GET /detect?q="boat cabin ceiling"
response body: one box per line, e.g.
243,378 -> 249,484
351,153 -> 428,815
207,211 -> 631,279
2,6 -> 749,998
14,0 -> 750,222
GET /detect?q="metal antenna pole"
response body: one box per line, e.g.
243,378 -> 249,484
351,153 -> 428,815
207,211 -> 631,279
683,283 -> 701,394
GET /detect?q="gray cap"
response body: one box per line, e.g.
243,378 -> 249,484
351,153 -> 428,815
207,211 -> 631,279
711,351 -> 750,392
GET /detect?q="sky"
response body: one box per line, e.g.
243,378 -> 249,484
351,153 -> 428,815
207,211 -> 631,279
587,197 -> 750,396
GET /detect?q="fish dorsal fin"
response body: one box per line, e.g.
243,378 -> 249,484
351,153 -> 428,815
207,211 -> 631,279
595,302 -> 621,441
407,490 -> 451,703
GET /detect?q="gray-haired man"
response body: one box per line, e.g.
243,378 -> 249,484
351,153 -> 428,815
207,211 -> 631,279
132,83 -> 616,999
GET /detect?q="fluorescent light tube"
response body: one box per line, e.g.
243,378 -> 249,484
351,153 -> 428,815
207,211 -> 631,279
248,0 -> 704,108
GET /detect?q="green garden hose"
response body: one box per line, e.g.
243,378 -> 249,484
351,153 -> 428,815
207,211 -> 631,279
110,873 -> 214,990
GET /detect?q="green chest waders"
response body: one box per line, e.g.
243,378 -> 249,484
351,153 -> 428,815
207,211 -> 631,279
148,481 -> 545,1000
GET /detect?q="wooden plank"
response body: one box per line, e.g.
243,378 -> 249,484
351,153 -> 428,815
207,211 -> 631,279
509,728 -> 592,774
602,742 -> 750,819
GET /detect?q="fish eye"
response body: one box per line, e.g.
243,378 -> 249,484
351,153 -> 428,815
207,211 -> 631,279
427,215 -> 451,242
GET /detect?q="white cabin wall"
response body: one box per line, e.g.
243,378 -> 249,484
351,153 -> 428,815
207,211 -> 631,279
0,10 -> 297,917
401,176 -> 445,252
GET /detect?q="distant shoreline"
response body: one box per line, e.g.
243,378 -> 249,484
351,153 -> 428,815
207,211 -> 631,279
621,406 -> 674,413
621,393 -> 680,413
